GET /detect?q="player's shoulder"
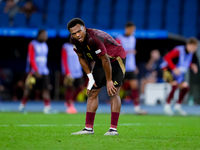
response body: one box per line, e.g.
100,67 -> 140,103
62,43 -> 73,51
87,28 -> 109,37
115,34 -> 123,40
30,39 -> 36,44
86,28 -> 105,44
63,42 -> 73,47
173,45 -> 185,51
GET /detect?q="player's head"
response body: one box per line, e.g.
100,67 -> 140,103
125,21 -> 136,36
67,18 -> 86,42
150,49 -> 160,61
37,29 -> 48,42
186,37 -> 199,53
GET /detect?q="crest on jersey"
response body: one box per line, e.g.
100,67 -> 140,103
73,45 -> 77,50
95,49 -> 101,54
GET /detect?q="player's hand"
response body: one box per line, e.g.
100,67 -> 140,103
172,68 -> 181,76
87,83 -> 97,95
191,63 -> 198,74
34,71 -> 42,78
64,75 -> 74,86
106,80 -> 117,96
134,67 -> 139,75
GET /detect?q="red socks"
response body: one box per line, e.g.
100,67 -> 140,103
177,87 -> 189,104
131,89 -> 139,106
72,87 -> 83,100
85,112 -> 96,129
110,112 -> 120,129
85,112 -> 120,130
65,88 -> 73,105
166,85 -> 178,104
21,97 -> 28,105
44,98 -> 50,106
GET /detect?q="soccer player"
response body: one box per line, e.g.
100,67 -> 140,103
115,21 -> 147,114
18,29 -> 52,114
67,18 -> 126,135
160,37 -> 199,116
61,39 -> 84,114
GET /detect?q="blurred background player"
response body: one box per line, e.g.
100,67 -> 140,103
160,37 -> 199,116
61,37 -> 84,114
18,29 -> 52,114
116,21 -> 147,115
139,49 -> 163,96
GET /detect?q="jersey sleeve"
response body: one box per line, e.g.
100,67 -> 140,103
115,38 -> 121,44
28,43 -> 38,72
163,49 -> 180,70
132,37 -> 136,50
91,35 -> 107,57
61,47 -> 71,75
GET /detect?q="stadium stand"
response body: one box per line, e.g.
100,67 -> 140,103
0,0 -> 199,38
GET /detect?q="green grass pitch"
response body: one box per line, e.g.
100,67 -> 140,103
0,113 -> 200,150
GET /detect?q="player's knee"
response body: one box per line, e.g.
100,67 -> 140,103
180,82 -> 189,89
88,90 -> 98,99
171,81 -> 178,86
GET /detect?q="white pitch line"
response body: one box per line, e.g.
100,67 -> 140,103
0,123 -> 173,127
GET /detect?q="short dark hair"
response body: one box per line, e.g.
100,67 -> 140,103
67,18 -> 85,31
37,29 -> 46,38
186,37 -> 199,45
125,21 -> 135,28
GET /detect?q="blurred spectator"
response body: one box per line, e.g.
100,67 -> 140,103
0,68 -> 13,100
139,49 -> 163,95
20,0 -> 37,18
3,0 -> 20,26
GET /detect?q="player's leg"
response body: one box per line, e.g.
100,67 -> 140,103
104,57 -> 125,135
104,87 -> 121,135
174,81 -> 189,116
71,63 -> 104,135
40,75 -> 52,114
66,78 -> 84,114
18,74 -> 35,112
129,79 -> 147,114
164,81 -> 178,115
64,81 -> 77,114
71,88 -> 101,135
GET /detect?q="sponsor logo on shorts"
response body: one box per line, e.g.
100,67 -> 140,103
95,49 -> 101,54
114,81 -> 118,86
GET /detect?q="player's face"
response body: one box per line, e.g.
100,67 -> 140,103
39,31 -> 48,42
125,26 -> 135,36
186,44 -> 198,53
70,24 -> 86,42
151,50 -> 160,61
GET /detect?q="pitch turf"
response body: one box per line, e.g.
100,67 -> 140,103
0,113 -> 200,150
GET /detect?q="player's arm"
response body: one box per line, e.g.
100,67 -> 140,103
76,52 -> 97,93
61,47 -> 75,86
99,54 -> 117,96
92,36 -> 117,96
190,53 -> 198,74
28,43 -> 41,77
61,47 -> 71,76
164,49 -> 180,75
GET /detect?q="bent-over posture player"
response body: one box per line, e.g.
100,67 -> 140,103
68,18 -> 126,135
